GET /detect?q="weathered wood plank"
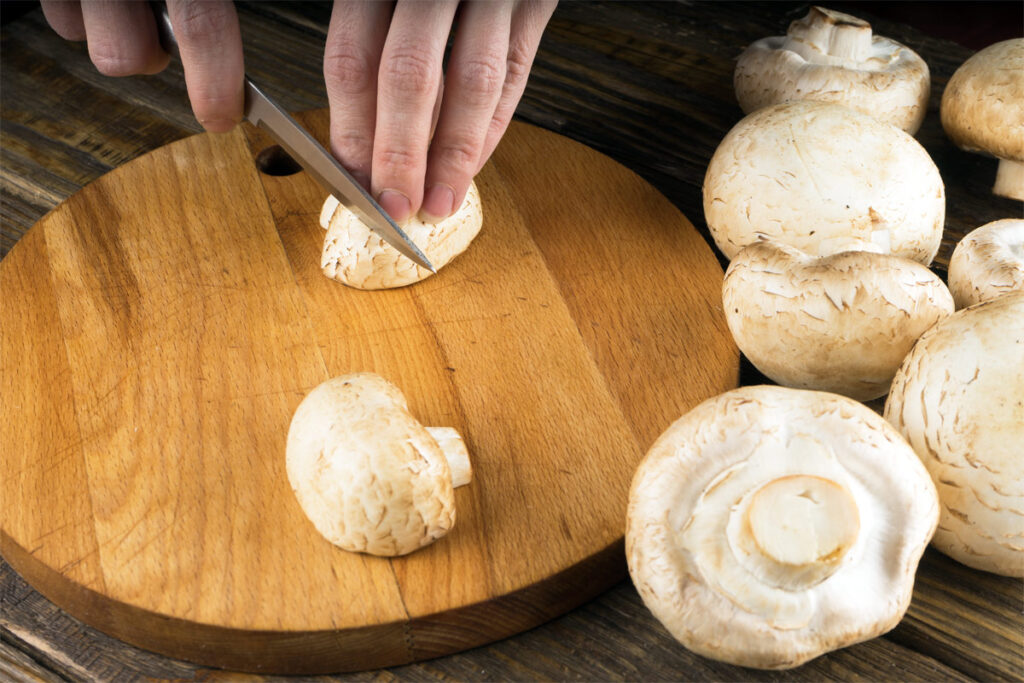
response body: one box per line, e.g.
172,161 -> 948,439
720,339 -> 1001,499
2,1 -> 1022,680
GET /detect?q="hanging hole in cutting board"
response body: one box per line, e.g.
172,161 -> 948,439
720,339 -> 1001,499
256,145 -> 302,176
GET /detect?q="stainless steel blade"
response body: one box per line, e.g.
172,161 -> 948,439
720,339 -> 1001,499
244,80 -> 434,271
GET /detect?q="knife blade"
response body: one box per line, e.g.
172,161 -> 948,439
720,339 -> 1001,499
153,4 -> 434,272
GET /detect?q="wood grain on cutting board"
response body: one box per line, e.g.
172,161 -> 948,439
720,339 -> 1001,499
0,113 -> 738,673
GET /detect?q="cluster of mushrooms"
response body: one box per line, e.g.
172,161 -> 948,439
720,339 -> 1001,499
280,6 -> 1020,670
628,7 -> 1023,670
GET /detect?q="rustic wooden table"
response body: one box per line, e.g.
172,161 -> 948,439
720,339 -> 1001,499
2,2 -> 1022,681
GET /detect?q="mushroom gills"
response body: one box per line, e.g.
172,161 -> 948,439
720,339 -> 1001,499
680,432 -> 863,629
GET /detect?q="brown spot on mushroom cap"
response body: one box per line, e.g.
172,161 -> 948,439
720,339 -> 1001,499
948,218 -> 1024,309
626,385 -> 938,669
703,101 -> 945,264
321,181 -> 484,290
884,292 -> 1024,577
723,239 -> 954,400
286,373 -> 470,556
735,6 -> 930,134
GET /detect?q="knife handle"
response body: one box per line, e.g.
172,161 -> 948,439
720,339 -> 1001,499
151,3 -> 180,60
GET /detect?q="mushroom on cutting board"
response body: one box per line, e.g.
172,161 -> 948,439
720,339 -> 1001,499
723,239 -> 954,401
735,6 -> 930,134
884,292 -> 1024,577
948,218 -> 1024,309
941,39 -> 1024,201
286,373 -> 472,557
320,180 -> 483,290
703,101 -> 945,264
626,385 -> 939,669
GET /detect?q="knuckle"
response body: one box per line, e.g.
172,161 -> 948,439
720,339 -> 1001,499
175,2 -> 234,44
376,146 -> 420,173
505,40 -> 533,85
452,55 -> 505,105
323,44 -> 374,95
435,140 -> 481,173
381,47 -> 438,100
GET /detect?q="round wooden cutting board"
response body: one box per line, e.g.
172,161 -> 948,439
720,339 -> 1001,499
0,112 -> 738,674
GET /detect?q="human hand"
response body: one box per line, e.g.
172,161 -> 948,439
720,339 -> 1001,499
323,0 -> 557,223
40,0 -> 244,133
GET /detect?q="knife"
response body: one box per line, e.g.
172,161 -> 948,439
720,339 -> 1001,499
152,5 -> 435,272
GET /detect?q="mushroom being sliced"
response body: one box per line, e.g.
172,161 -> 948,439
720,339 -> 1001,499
884,292 -> 1024,577
320,180 -> 483,289
703,101 -> 945,264
735,6 -> 930,134
948,218 -> 1024,309
723,239 -> 954,400
941,39 -> 1024,201
286,373 -> 472,556
627,386 -> 939,669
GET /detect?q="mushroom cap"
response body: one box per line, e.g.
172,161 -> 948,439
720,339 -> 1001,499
286,373 -> 456,556
948,218 -> 1024,309
321,180 -> 483,290
735,7 -> 930,134
884,292 -> 1024,577
723,239 -> 954,400
626,385 -> 939,669
941,39 -> 1024,164
703,101 -> 945,264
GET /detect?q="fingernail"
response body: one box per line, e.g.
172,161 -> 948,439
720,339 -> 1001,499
420,184 -> 455,223
378,189 -> 412,223
198,117 -> 240,134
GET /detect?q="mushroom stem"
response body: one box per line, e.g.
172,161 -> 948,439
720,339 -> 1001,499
994,158 -> 1024,201
784,6 -> 872,62
426,427 -> 473,488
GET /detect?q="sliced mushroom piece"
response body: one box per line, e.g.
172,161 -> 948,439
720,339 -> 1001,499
627,385 -> 939,669
723,239 -> 954,400
735,6 -> 930,134
941,39 -> 1024,201
948,218 -> 1024,309
884,292 -> 1024,577
703,101 -> 945,264
321,180 -> 484,290
286,373 -> 472,556
319,194 -> 340,230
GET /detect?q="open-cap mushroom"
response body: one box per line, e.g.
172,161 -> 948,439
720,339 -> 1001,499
735,6 -> 930,134
948,218 -> 1024,309
884,292 -> 1024,577
723,239 -> 954,400
703,100 -> 945,264
626,385 -> 939,669
286,373 -> 472,556
941,39 -> 1024,201
320,180 -> 483,289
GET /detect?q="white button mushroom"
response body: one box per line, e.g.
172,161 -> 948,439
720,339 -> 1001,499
703,101 -> 945,264
626,385 -> 939,669
286,373 -> 472,556
320,180 -> 484,290
884,292 -> 1024,577
735,6 -> 930,134
941,39 -> 1024,201
948,218 -> 1024,309
723,239 -> 954,401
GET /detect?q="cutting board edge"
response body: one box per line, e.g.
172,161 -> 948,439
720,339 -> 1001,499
1,528 -> 625,674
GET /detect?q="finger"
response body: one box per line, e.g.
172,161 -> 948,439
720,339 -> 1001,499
41,1 -> 86,41
372,0 -> 458,223
421,1 -> 511,222
80,0 -> 169,76
168,0 -> 244,133
323,0 -> 394,190
476,0 -> 556,174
